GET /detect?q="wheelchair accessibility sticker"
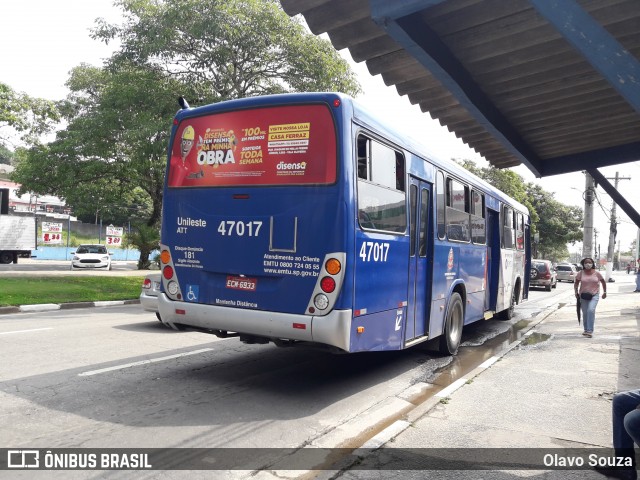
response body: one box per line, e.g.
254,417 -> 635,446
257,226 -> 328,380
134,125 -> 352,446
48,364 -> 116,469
185,284 -> 199,302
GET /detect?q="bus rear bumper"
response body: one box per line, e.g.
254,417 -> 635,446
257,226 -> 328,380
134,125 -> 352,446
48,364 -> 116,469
157,294 -> 352,352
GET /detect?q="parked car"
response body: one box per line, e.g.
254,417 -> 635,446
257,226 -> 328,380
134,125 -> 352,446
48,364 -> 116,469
530,259 -> 557,291
70,244 -> 112,270
140,273 -> 162,322
555,263 -> 578,282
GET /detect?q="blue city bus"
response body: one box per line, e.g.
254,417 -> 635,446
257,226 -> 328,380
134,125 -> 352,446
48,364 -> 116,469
158,92 -> 530,355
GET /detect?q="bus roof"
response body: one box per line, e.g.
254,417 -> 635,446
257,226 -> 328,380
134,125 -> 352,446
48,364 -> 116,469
173,92 -> 529,216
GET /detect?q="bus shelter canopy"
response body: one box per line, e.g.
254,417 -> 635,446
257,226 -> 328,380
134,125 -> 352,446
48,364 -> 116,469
280,0 -> 640,226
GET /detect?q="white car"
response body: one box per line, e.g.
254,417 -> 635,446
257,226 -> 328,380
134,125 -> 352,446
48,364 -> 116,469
70,244 -> 112,270
140,273 -> 162,321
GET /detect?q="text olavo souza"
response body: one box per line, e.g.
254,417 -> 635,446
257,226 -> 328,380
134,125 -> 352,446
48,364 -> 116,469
543,453 -> 633,468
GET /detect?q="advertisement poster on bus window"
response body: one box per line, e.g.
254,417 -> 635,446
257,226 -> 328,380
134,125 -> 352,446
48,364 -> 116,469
168,104 -> 337,187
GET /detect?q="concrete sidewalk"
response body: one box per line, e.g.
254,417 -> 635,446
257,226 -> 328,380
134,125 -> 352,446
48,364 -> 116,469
336,272 -> 640,479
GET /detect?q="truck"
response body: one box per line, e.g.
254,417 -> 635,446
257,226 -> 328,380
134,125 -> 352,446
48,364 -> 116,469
0,215 -> 36,264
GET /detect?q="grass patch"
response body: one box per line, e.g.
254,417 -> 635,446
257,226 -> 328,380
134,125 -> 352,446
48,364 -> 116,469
0,276 -> 144,307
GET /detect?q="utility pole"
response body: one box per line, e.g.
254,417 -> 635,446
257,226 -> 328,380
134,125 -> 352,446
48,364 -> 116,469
605,172 -> 631,280
582,172 -> 595,259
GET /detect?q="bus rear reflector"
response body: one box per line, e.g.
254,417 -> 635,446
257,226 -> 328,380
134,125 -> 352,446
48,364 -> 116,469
320,276 -> 336,293
160,250 -> 171,264
176,309 -> 186,315
293,323 -> 306,329
163,266 -> 174,280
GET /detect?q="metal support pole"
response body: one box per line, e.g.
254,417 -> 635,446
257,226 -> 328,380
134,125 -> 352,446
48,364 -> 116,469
582,172 -> 594,259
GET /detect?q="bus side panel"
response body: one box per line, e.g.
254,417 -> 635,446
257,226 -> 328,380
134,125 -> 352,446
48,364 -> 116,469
459,245 -> 486,324
352,230 -> 409,350
429,242 -> 456,339
497,249 -> 515,312
349,307 -> 405,352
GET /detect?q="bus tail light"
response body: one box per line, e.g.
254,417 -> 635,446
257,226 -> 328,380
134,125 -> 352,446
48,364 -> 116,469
160,250 -> 171,264
159,243 -> 183,301
163,266 -> 174,280
306,253 -> 346,316
167,281 -> 180,296
320,277 -> 335,293
325,258 -> 341,275
314,294 -> 329,310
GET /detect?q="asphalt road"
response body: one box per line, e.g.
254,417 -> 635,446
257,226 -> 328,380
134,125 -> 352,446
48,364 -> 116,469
0,278 -> 574,478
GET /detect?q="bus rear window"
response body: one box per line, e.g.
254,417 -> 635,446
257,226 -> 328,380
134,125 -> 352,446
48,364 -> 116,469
168,104 -> 336,187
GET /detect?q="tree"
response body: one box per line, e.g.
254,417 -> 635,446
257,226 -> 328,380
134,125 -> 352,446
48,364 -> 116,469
126,223 -> 160,270
525,184 -> 583,260
0,144 -> 14,165
13,0 -> 360,269
12,63 -> 180,267
0,82 -> 59,146
93,0 -> 361,101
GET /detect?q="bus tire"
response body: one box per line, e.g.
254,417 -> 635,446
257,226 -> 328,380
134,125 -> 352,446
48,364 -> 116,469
497,289 -> 516,320
439,293 -> 464,355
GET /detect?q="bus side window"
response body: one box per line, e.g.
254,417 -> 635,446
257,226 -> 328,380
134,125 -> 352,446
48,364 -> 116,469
471,190 -> 486,244
516,212 -> 524,250
502,206 -> 515,249
395,154 -> 405,192
357,135 -> 369,180
436,171 -> 445,239
356,133 -> 406,233
445,177 -> 470,242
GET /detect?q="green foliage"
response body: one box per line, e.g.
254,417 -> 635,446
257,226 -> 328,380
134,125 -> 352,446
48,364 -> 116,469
0,144 -> 15,165
11,63 -> 175,229
525,183 -> 582,260
93,0 -> 361,100
0,82 -> 60,146
125,223 -> 160,269
12,1 -> 361,272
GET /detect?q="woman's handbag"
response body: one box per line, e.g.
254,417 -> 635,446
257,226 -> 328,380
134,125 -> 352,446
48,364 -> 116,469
580,292 -> 594,301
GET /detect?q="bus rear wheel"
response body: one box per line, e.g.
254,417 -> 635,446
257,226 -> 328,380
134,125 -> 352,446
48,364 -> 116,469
497,289 -> 516,320
439,293 -> 464,355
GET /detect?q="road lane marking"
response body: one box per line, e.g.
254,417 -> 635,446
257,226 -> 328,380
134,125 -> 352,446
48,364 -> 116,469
0,328 -> 53,335
78,348 -> 214,376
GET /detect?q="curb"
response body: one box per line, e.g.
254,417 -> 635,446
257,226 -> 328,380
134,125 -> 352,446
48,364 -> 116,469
0,299 -> 140,315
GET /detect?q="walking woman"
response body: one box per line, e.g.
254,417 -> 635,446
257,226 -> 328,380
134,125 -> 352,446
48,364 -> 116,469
574,257 -> 607,338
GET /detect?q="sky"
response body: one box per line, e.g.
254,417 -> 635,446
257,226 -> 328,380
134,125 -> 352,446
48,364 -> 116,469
1,0 -> 638,256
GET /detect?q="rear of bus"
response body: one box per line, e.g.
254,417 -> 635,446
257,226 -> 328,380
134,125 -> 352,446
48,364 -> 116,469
157,93 -> 355,351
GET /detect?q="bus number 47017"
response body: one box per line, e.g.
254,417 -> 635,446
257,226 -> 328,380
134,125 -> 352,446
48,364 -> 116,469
217,220 -> 263,237
359,241 -> 389,262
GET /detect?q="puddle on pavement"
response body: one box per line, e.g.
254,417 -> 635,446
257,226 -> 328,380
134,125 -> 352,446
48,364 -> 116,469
520,332 -> 552,346
308,314 -> 552,472
426,318 -> 537,386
